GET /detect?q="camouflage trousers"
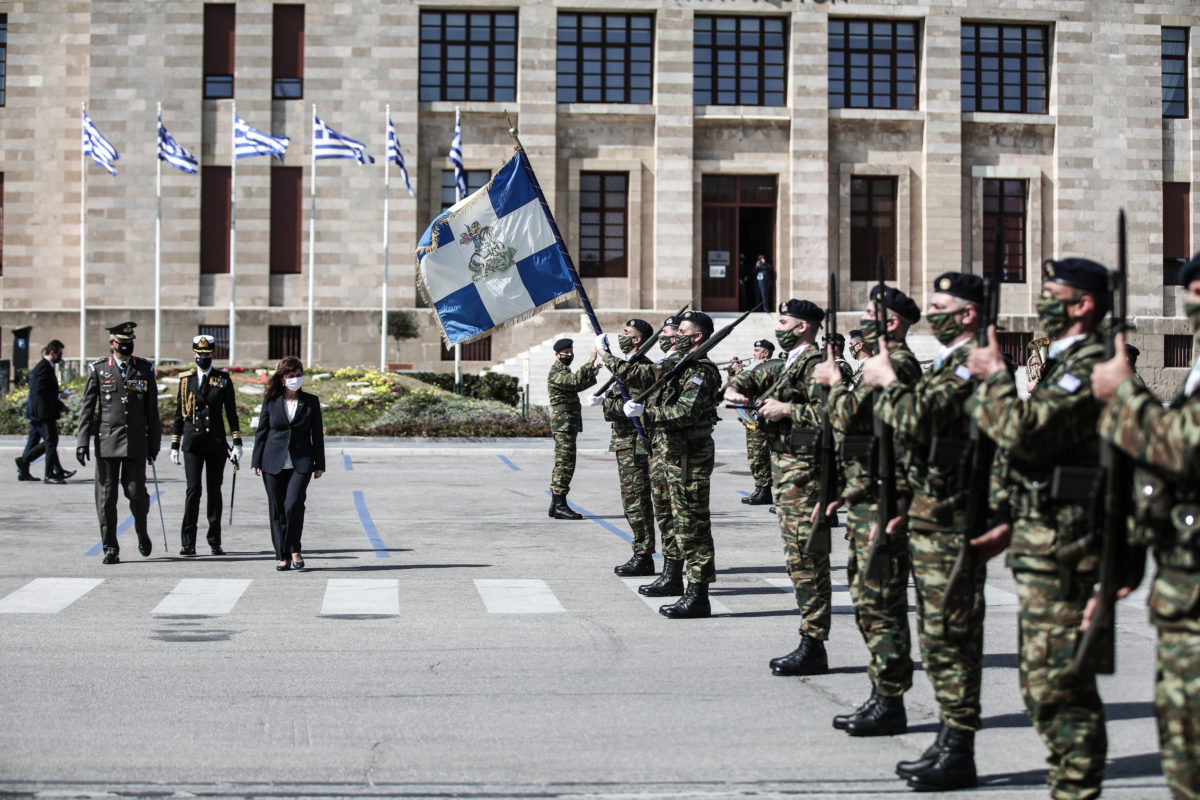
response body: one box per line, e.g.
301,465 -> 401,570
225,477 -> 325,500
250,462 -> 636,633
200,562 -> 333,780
614,446 -> 660,557
659,431 -> 715,584
649,447 -> 680,560
1014,568 -> 1107,800
772,451 -> 830,639
1156,626 -> 1200,800
746,427 -> 771,489
909,525 -> 985,730
549,430 -> 578,496
845,502 -> 913,697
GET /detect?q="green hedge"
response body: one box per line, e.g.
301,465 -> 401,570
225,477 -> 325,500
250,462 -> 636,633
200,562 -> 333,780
409,371 -> 520,406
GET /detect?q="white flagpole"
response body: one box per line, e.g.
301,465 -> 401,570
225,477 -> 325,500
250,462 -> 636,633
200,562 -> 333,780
154,101 -> 163,370
380,104 -> 391,373
307,103 -> 317,363
79,102 -> 87,373
229,101 -> 238,366
453,106 -> 462,390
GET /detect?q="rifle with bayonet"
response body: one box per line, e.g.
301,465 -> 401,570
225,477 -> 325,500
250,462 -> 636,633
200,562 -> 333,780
592,297 -> 694,399
631,305 -> 757,405
862,256 -> 896,582
806,271 -> 839,556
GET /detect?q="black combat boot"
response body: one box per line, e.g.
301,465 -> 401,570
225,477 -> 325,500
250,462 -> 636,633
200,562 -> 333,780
742,486 -> 773,505
833,689 -> 879,730
769,634 -> 829,676
659,581 -> 711,618
614,552 -> 655,576
549,494 -> 583,520
905,727 -> 976,791
844,692 -> 907,737
896,724 -> 949,778
638,558 -> 684,596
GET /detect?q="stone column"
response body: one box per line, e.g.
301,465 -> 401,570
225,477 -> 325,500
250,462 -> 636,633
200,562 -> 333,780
919,9 -> 963,308
653,6 -> 695,310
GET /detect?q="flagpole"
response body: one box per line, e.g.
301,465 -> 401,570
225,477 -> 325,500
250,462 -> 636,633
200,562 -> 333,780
229,101 -> 238,366
154,102 -> 163,370
380,104 -> 391,373
453,107 -> 462,391
307,104 -> 317,363
79,102 -> 87,374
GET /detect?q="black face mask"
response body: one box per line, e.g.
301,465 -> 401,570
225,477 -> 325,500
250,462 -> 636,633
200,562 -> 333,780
195,357 -> 213,371
50,352 -> 63,365
115,341 -> 134,357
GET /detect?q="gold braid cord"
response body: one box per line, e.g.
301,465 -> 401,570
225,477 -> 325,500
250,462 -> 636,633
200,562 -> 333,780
179,373 -> 198,423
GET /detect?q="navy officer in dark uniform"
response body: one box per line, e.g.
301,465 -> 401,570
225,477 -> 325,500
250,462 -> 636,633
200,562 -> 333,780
75,321 -> 162,564
170,334 -> 243,556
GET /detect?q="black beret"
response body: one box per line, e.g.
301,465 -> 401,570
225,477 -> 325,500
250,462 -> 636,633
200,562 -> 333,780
679,309 -> 714,334
779,298 -> 824,323
625,318 -> 653,340
753,338 -> 775,354
932,272 -> 984,306
1042,258 -> 1109,295
1181,253 -> 1200,287
663,315 -> 682,328
552,338 -> 573,353
848,329 -> 863,339
871,285 -> 921,324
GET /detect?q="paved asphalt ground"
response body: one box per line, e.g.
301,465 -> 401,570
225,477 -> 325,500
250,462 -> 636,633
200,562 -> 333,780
0,406 -> 1169,799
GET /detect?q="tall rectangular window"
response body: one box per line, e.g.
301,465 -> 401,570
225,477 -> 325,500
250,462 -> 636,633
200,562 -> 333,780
997,331 -> 1033,367
198,325 -> 230,360
441,336 -> 492,361
441,169 -> 490,211
1165,334 -> 1194,368
983,179 -> 1027,283
1164,182 -> 1190,285
270,167 -> 302,275
1163,27 -> 1188,119
579,172 -> 628,278
200,167 -> 231,274
273,4 -> 304,99
694,16 -> 787,106
961,24 -> 1048,114
850,176 -> 897,281
829,19 -> 918,110
557,13 -> 653,104
419,11 -> 516,102
269,325 -> 302,360
203,4 -> 235,99
0,15 -> 8,107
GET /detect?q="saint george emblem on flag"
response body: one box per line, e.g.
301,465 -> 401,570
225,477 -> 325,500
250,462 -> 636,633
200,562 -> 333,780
157,115 -> 198,174
448,117 -> 466,200
386,118 -> 414,197
415,149 -> 578,347
234,115 -> 290,161
313,115 -> 374,164
82,110 -> 120,176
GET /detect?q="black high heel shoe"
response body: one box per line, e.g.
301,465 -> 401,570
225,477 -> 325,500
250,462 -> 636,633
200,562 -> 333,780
276,562 -> 291,571
291,558 -> 305,570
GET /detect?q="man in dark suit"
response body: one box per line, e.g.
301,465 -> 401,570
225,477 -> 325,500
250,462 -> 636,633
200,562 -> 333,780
16,339 -> 76,483
170,335 -> 243,556
76,321 -> 162,565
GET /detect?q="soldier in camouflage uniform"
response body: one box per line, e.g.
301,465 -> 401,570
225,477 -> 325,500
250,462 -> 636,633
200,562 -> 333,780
1092,254 -> 1200,800
547,338 -> 599,520
863,272 -> 987,789
733,338 -> 776,506
966,258 -> 1112,800
727,300 -> 851,673
621,310 -> 721,618
814,285 -> 922,735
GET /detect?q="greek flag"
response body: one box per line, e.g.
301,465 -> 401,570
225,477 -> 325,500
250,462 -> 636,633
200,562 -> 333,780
234,115 -> 289,161
313,115 -> 374,164
448,117 -> 466,200
386,117 -> 414,197
157,115 -> 198,174
82,110 -> 120,176
415,149 -> 578,346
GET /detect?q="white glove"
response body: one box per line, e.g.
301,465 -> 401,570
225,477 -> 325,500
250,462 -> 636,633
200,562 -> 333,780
231,444 -> 243,464
622,400 -> 644,418
587,395 -> 604,407
170,449 -> 182,466
595,333 -> 611,353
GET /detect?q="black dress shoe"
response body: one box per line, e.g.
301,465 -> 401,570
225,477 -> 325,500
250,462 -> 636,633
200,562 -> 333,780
210,546 -> 225,556
54,469 -> 77,480
276,562 -> 292,571
137,536 -> 152,557
844,693 -> 907,737
102,552 -> 120,565
770,635 -> 828,676
179,547 -> 197,557
614,553 -> 655,576
43,475 -> 67,485
291,560 -> 305,570
834,690 -> 879,730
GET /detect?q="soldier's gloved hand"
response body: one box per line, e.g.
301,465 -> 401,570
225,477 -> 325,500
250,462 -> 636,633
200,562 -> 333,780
170,448 -> 182,466
595,333 -> 611,353
622,400 -> 644,418
231,444 -> 243,464
76,445 -> 90,466
587,395 -> 604,407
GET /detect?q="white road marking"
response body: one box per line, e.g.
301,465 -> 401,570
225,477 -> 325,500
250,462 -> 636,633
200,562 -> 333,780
619,577 -> 732,615
320,579 -> 400,616
762,575 -> 854,613
0,578 -> 104,614
475,579 -> 565,614
152,579 -> 252,615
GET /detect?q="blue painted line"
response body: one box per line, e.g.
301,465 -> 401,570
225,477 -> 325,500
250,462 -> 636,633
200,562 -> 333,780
497,454 -> 520,471
353,490 -> 389,558
343,454 -> 354,471
544,491 -> 661,558
31,455 -> 44,465
736,490 -> 751,497
85,491 -> 164,556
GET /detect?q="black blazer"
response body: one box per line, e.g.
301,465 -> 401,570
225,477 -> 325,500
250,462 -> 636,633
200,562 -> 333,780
26,357 -> 66,422
251,391 -> 325,475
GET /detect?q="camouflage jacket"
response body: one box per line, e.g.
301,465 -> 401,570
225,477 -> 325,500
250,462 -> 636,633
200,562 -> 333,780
643,354 -> 721,436
547,359 -> 598,433
875,341 -> 977,530
727,344 -> 838,455
972,332 -> 1105,572
602,353 -> 654,454
828,340 -> 921,503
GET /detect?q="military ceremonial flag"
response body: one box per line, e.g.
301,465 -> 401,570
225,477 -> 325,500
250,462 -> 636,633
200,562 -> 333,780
234,114 -> 290,161
313,114 -> 374,164
415,148 -> 577,346
386,116 -> 414,197
157,115 -> 198,174
82,109 -> 120,176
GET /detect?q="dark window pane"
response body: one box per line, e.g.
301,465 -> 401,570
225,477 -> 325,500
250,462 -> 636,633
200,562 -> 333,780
420,10 -> 521,102
579,172 -> 628,277
829,17 -> 919,110
961,23 -> 1049,115
849,175 -> 897,281
695,15 -> 787,107
982,179 -> 1027,282
1162,27 -> 1189,118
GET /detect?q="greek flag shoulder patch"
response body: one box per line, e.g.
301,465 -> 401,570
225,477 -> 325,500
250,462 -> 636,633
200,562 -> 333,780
691,375 -> 704,386
1057,373 -> 1083,394
954,364 -> 971,381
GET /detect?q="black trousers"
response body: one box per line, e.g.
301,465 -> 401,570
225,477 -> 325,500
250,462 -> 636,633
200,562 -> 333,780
262,468 -> 311,561
181,448 -> 227,549
95,456 -> 149,555
21,421 -> 56,476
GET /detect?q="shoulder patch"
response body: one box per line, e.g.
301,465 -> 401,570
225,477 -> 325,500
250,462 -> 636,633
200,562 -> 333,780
954,364 -> 971,381
1057,373 -> 1083,394
691,375 -> 704,386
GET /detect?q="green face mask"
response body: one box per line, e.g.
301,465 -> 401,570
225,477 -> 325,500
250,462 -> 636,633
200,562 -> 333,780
926,310 -> 965,346
775,325 -> 800,351
659,334 -> 675,353
558,353 -> 574,367
673,333 -> 695,354
1036,295 -> 1072,339
617,335 -> 635,354
1186,301 -> 1200,338
858,318 -> 880,355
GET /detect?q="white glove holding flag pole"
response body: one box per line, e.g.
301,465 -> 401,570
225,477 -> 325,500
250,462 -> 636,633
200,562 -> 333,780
231,444 -> 243,464
170,449 -> 181,466
595,333 -> 611,353
623,400 -> 644,418
587,395 -> 604,407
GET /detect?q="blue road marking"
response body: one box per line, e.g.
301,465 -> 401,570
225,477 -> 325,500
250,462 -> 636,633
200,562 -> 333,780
85,491 -> 164,556
343,454 -> 354,471
543,490 -> 659,557
497,454 -> 520,471
736,490 -> 751,497
353,490 -> 389,558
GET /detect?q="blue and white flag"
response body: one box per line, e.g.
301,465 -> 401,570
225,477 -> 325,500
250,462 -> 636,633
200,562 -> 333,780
448,117 -> 466,200
386,117 -> 415,197
82,110 -> 120,176
415,149 -> 578,347
157,115 -> 198,174
234,115 -> 290,161
313,114 -> 374,164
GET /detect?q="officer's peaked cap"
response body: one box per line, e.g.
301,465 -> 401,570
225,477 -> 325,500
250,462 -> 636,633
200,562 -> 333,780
193,335 -> 216,355
106,321 -> 137,340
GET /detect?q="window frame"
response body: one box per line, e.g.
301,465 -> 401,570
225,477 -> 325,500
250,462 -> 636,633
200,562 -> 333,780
578,172 -> 629,279
203,4 -> 236,100
198,325 -> 230,361
1164,334 -> 1194,369
960,23 -> 1049,115
272,4 -> 305,100
200,166 -> 231,275
556,12 -> 654,105
849,175 -> 898,282
693,15 -> 788,107
419,10 -> 517,103
1163,27 -> 1189,119
1164,181 -> 1190,286
982,178 -> 1028,284
268,325 -> 302,361
270,166 -> 303,275
828,18 -> 919,111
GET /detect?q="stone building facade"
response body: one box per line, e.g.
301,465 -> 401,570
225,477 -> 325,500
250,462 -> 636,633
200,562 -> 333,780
0,0 -> 1196,393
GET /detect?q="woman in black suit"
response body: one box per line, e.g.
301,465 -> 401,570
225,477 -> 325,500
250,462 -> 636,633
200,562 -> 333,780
251,356 -> 325,571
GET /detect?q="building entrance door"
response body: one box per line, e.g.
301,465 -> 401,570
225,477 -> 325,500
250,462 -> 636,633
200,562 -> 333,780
700,175 -> 777,312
